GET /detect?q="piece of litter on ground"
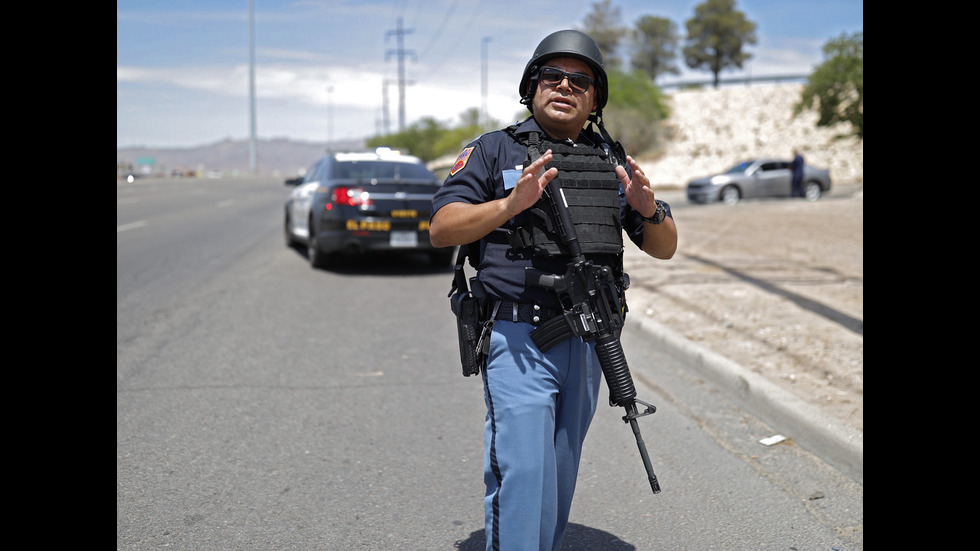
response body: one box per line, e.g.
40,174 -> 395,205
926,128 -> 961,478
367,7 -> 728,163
758,434 -> 787,446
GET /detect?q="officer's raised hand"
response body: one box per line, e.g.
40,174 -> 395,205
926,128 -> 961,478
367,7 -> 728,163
507,149 -> 556,217
617,154 -> 677,259
429,149 -> 557,248
617,155 -> 656,215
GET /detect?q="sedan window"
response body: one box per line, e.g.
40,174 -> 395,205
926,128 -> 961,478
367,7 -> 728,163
395,163 -> 441,180
725,162 -> 751,174
334,161 -> 436,181
304,160 -> 322,182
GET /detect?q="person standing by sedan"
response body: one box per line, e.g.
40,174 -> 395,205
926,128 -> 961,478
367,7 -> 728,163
791,148 -> 805,197
429,29 -> 677,551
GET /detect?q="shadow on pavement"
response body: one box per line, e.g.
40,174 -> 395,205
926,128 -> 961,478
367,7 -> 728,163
453,523 -> 638,550
685,253 -> 863,336
286,244 -> 455,276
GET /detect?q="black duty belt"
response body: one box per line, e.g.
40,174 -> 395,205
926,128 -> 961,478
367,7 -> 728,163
493,301 -> 563,326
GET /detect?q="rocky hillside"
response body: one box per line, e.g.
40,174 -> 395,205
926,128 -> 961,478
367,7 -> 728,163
117,82 -> 863,186
641,82 -> 863,188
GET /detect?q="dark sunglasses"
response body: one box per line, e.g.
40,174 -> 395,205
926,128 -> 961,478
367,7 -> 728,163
537,66 -> 593,94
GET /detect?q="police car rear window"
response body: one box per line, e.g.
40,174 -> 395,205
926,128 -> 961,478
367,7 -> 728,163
335,161 -> 436,180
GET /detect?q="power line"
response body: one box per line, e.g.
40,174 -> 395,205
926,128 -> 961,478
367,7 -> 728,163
419,1 -> 486,77
417,0 -> 459,60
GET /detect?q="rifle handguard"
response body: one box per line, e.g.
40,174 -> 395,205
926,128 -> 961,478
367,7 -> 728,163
594,333 -> 637,407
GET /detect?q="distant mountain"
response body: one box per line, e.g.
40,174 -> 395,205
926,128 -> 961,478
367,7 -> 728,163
117,137 -> 366,178
117,82 -> 863,185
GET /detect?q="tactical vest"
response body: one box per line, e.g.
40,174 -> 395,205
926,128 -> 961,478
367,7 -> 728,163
506,128 -> 624,257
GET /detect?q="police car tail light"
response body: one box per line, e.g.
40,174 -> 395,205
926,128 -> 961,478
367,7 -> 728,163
331,186 -> 372,207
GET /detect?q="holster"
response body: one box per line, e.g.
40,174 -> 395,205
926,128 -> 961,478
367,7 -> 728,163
448,245 -> 486,377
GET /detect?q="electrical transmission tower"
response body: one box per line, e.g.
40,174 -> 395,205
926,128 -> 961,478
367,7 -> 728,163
385,17 -> 415,132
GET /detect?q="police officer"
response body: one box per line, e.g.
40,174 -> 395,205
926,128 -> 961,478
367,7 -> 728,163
430,29 -> 677,551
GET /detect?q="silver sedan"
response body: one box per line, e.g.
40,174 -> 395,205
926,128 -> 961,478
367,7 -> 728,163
686,158 -> 832,205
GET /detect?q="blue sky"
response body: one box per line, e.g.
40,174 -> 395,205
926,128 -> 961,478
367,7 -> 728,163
117,0 -> 862,149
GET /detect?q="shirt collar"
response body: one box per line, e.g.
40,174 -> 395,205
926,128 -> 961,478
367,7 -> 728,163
514,116 -> 597,146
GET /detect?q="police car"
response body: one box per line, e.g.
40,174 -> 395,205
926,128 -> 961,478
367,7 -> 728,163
284,147 -> 455,268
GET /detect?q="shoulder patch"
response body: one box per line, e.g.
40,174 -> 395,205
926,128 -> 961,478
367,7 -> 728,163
450,147 -> 475,176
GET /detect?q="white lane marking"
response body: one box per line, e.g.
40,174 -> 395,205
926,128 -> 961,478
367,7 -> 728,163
117,220 -> 148,233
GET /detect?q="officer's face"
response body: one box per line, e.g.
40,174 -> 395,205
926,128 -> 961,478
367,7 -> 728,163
531,57 -> 598,140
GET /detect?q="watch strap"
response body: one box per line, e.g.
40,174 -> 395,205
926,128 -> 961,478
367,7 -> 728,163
641,200 -> 666,225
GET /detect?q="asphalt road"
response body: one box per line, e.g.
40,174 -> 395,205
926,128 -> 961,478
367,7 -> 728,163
117,176 -> 863,550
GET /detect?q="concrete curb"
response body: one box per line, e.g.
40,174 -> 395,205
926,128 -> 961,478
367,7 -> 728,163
626,315 -> 863,484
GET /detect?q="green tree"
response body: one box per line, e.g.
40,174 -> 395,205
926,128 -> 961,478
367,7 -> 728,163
367,117 -> 449,162
432,107 -> 501,156
793,31 -> 863,140
600,68 -> 671,156
368,108 -> 501,163
581,0 -> 627,70
630,15 -> 681,81
508,69 -> 669,157
682,0 -> 757,88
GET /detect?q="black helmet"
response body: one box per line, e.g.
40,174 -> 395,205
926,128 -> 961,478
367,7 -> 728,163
519,29 -> 608,113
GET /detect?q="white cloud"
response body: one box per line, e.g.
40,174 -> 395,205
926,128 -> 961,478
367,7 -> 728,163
117,0 -> 860,148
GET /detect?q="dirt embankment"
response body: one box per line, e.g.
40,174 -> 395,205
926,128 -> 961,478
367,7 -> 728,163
641,82 -> 863,189
624,186 -> 863,433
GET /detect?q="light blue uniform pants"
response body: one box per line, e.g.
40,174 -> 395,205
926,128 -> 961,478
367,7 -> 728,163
481,320 -> 602,551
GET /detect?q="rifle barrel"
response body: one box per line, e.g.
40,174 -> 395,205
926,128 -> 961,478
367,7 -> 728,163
627,404 -> 662,494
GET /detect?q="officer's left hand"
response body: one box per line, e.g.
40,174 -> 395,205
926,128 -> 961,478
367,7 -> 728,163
617,155 -> 657,218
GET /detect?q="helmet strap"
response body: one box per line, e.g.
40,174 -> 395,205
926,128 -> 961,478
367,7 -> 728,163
587,110 -> 614,143
520,65 -> 540,108
588,110 -> 627,166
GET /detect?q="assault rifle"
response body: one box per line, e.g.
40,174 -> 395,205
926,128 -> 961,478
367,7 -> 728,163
525,172 -> 662,495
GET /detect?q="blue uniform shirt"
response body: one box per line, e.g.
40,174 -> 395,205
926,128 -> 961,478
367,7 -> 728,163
431,117 -> 670,309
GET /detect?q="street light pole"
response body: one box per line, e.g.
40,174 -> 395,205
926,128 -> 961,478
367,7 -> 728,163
327,85 -> 334,150
248,0 -> 257,173
481,37 -> 491,129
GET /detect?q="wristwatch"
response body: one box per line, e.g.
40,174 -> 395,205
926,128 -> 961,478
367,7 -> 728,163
641,200 -> 667,225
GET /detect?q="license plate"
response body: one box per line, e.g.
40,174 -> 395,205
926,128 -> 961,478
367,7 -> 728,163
390,231 -> 417,247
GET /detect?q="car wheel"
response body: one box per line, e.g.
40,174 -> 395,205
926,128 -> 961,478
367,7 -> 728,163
804,182 -> 822,201
720,185 -> 741,205
307,223 -> 333,269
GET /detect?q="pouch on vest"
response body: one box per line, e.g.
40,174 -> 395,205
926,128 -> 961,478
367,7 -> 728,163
506,130 -> 624,257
